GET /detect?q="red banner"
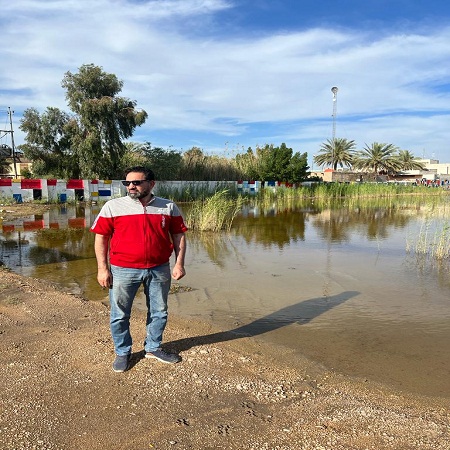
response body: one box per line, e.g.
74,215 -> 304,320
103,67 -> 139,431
67,179 -> 84,189
47,179 -> 57,186
21,179 -> 42,189
0,178 -> 12,186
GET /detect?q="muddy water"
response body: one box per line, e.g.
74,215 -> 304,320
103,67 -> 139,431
1,200 -> 450,398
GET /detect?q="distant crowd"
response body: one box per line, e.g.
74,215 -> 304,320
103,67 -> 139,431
416,178 -> 450,188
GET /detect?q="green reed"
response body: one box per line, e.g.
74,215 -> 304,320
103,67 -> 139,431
406,206 -> 450,260
298,182 -> 442,200
250,183 -> 443,211
184,190 -> 244,232
155,181 -> 238,202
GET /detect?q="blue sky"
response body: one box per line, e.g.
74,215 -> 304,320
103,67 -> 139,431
2,0 -> 450,166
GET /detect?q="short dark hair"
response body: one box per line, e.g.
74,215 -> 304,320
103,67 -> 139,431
124,166 -> 155,181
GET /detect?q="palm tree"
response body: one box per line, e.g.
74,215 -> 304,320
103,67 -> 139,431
353,142 -> 399,175
314,138 -> 356,170
395,150 -> 426,171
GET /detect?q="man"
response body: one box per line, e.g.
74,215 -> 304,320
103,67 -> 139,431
90,166 -> 187,372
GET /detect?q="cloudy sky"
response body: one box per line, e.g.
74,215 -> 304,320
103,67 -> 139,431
2,0 -> 450,165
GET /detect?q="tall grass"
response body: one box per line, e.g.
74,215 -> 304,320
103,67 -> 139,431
406,207 -> 450,260
257,182 -> 447,202
184,190 -> 244,232
180,182 -> 450,233
155,181 -> 238,202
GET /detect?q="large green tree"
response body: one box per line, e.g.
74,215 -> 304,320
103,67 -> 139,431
258,143 -> 293,181
19,107 -> 77,178
314,138 -> 356,170
141,143 -> 183,180
287,151 -> 309,183
19,64 -> 148,179
235,143 -> 309,182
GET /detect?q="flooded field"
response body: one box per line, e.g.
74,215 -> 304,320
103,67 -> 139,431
1,199 -> 450,398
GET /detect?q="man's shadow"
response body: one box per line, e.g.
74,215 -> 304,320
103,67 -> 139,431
130,291 -> 358,367
164,290 -> 359,354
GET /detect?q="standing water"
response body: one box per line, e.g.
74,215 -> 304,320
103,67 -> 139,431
1,199 -> 449,398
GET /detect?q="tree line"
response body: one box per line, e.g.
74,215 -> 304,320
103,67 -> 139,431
7,64 -> 425,182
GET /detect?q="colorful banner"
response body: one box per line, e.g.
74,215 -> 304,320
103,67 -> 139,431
21,179 -> 42,189
67,179 -> 84,189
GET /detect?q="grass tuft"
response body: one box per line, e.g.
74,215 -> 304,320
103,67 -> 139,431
185,190 -> 244,232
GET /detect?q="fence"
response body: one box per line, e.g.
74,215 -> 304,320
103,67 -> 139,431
0,179 -> 269,203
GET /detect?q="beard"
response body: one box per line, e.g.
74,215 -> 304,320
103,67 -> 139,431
128,188 -> 150,199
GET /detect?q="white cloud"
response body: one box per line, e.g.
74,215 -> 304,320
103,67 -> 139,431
2,0 -> 450,159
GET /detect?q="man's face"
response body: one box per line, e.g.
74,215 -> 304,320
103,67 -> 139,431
125,172 -> 155,199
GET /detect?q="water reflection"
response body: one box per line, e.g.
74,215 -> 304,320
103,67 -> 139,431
1,199 -> 450,397
0,205 -> 99,296
233,207 -> 306,248
0,200 -> 425,266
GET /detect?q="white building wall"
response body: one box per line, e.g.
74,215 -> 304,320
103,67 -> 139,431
417,159 -> 450,179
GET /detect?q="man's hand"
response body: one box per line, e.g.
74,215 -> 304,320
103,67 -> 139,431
97,267 -> 112,289
172,264 -> 186,280
171,233 -> 186,280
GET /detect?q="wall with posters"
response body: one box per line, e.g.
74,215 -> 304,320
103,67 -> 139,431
0,179 -> 263,203
0,179 -> 125,203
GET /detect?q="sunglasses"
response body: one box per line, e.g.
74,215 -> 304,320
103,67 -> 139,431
121,180 -> 148,186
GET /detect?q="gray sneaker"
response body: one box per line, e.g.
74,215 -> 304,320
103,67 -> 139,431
145,349 -> 181,364
113,354 -> 130,372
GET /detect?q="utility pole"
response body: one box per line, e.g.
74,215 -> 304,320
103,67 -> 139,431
8,107 -> 18,178
0,107 -> 18,177
331,87 -> 338,170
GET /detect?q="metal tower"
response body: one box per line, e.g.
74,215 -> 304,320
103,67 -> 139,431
331,86 -> 338,141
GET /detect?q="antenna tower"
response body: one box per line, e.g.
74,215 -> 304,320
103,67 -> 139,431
331,86 -> 338,141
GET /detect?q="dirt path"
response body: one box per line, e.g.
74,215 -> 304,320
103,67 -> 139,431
1,269 -> 449,450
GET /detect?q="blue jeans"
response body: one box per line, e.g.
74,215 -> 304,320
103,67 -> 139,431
109,263 -> 171,356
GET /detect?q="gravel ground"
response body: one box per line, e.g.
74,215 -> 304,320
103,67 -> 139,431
1,269 -> 449,450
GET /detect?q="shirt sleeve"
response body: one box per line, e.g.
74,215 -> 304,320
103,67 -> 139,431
90,204 -> 114,236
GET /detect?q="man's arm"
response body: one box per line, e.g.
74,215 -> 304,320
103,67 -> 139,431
171,232 -> 186,280
94,234 -> 112,288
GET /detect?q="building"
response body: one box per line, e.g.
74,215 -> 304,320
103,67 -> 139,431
0,146 -> 33,179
